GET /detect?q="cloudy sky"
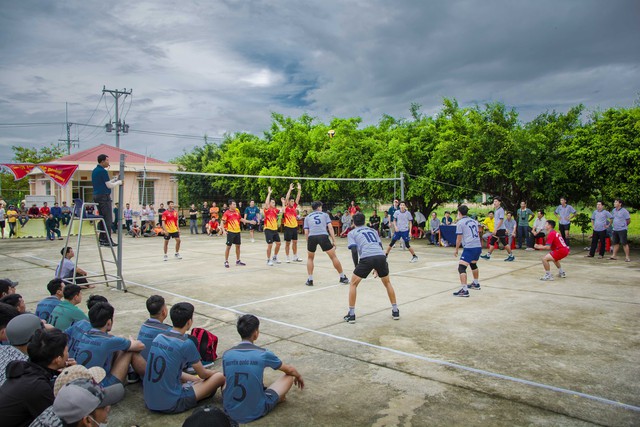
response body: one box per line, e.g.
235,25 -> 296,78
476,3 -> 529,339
1,0 -> 638,163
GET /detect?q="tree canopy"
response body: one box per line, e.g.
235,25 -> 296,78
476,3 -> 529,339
173,100 -> 639,212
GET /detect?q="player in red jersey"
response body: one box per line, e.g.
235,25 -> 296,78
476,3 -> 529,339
263,187 -> 282,266
534,219 -> 569,281
162,201 -> 182,261
222,199 -> 256,268
281,183 -> 302,263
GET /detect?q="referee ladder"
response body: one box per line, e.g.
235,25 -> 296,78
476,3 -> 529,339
57,198 -> 126,291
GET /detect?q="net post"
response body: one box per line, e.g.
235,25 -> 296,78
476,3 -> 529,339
400,172 -> 405,201
116,154 -> 125,290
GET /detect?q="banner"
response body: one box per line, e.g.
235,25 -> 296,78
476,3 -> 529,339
0,163 -> 35,180
38,164 -> 79,187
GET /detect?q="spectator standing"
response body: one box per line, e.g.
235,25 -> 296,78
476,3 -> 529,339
586,201 -> 613,259
157,203 -> 166,227
148,204 -> 156,226
140,204 -> 149,230
554,197 -> 576,247
0,203 -> 5,239
348,200 -> 360,216
200,202 -> 210,235
6,205 -> 17,238
112,203 -> 119,232
188,204 -> 199,234
516,201 -> 534,249
610,199 -> 631,262
123,203 -> 133,232
387,199 -> 399,236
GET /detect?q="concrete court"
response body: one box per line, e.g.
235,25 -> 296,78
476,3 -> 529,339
0,232 -> 638,427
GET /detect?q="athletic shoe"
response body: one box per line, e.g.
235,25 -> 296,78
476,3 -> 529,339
236,260 -> 246,266
525,247 -> 535,251
185,360 -> 214,375
343,313 -> 356,323
286,257 -> 291,263
339,276 -> 350,285
305,279 -> 314,287
175,253 -> 182,260
267,259 -> 274,266
224,261 -> 229,268
293,256 -> 303,262
468,283 -> 481,290
597,255 -> 604,259
273,256 -> 281,264
127,371 -> 141,384
251,238 -> 255,243
410,255 -> 418,263
453,288 -> 470,297
480,254 -> 491,260
540,274 -> 554,281
392,309 -> 400,320
557,271 -> 566,278
163,255 -> 168,262
504,255 -> 515,262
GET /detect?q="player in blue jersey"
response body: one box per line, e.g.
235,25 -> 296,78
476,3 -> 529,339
453,205 -> 483,297
303,201 -> 349,287
223,314 -> 304,424
244,200 -> 260,243
34,278 -> 64,323
74,302 -> 146,387
344,213 -> 399,323
64,295 -> 108,361
136,295 -> 172,360
143,302 -> 225,414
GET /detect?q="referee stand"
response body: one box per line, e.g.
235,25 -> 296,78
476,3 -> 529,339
57,198 -> 126,291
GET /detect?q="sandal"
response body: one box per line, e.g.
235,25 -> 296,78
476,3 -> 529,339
608,257 -> 617,260
79,284 -> 96,289
625,258 -> 631,262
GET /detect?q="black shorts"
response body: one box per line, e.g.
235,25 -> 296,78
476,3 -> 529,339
307,235 -> 333,253
226,231 -> 241,246
0,221 -> 5,228
417,221 -> 426,229
611,230 -> 628,245
354,255 -> 389,279
246,222 -> 257,231
265,229 -> 280,244
489,229 -> 508,246
164,232 -> 180,240
283,227 -> 298,241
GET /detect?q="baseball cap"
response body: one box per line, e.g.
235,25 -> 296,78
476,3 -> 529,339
6,313 -> 43,346
54,378 -> 124,423
0,279 -> 18,295
182,405 -> 236,427
54,364 -> 107,396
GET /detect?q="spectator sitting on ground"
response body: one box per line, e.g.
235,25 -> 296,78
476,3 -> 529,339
142,221 -> 155,237
153,224 -> 165,236
35,279 -> 65,324
49,284 -> 89,331
75,302 -> 146,387
0,278 -> 18,298
130,221 -> 141,238
136,295 -> 171,360
0,294 -> 26,313
0,313 -> 43,387
65,295 -> 108,361
56,247 -> 92,288
0,329 -> 68,426
223,314 -> 304,424
143,302 -> 225,414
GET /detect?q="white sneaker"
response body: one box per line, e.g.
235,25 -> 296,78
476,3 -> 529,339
557,271 -> 566,278
273,256 -> 281,264
410,255 -> 418,263
525,247 -> 535,251
293,256 -> 303,262
163,255 -> 168,262
175,253 -> 182,260
267,259 -> 274,266
286,257 -> 291,263
540,274 -> 554,281
251,238 -> 255,243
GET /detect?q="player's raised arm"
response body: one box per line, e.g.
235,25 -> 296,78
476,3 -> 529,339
295,182 -> 302,205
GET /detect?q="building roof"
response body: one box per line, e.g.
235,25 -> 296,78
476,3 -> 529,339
54,144 -> 170,165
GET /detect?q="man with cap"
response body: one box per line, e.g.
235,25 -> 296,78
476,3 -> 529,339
0,278 -> 18,298
0,329 -> 69,426
30,365 -> 125,427
0,310 -> 34,386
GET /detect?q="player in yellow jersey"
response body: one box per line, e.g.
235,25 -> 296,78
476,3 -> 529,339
222,200 -> 256,268
162,201 -> 181,261
281,183 -> 302,263
263,187 -> 282,266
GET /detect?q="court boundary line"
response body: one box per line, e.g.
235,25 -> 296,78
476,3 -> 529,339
24,254 -> 640,413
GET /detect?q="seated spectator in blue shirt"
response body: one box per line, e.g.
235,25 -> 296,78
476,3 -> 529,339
35,279 -> 65,324
223,314 -> 304,424
441,211 -> 453,225
136,295 -> 171,360
143,302 -> 225,414
65,295 -> 108,361
50,202 -> 62,221
74,302 -> 146,387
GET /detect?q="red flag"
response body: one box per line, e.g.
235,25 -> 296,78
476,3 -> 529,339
38,164 -> 79,187
1,163 -> 35,180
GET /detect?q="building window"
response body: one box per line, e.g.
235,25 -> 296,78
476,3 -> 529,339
44,180 -> 52,196
138,180 -> 154,206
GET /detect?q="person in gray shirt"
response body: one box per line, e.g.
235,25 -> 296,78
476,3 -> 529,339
384,201 -> 418,263
610,199 -> 631,262
481,197 -> 515,261
303,201 -> 349,287
516,201 -> 534,249
453,205 -> 482,297
504,212 -> 517,248
343,213 -> 399,323
586,201 -> 612,258
554,197 -> 577,247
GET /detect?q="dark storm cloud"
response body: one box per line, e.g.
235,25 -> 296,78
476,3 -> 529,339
0,0 -> 638,162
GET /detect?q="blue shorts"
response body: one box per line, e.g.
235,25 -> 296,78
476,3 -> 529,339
158,385 -> 197,414
460,247 -> 482,264
99,373 -> 122,388
391,230 -> 411,246
262,388 -> 280,417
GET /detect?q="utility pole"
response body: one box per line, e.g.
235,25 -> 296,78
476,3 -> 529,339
58,102 -> 79,155
103,87 -> 131,148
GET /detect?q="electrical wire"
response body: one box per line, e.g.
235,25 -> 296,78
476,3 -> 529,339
121,94 -> 133,121
76,93 -> 105,137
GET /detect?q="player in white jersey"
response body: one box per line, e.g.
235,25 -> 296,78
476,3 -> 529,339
384,201 -> 418,262
343,213 -> 399,323
453,205 -> 482,297
303,201 -> 349,287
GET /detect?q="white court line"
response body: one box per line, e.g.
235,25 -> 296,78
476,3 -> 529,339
25,255 -> 640,413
